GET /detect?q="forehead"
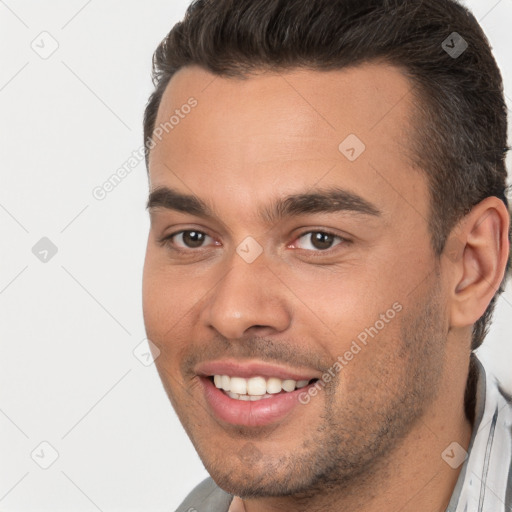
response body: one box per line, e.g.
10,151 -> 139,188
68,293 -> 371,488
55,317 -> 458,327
148,63 -> 428,224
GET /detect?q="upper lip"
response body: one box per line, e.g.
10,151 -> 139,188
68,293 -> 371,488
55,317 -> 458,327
195,359 -> 319,381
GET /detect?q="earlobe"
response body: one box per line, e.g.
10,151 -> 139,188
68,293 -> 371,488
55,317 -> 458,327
449,197 -> 510,328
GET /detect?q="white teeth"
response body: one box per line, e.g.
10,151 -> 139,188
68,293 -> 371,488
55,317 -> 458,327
230,377 -> 247,395
247,376 -> 267,396
266,377 -> 282,394
212,375 -> 312,397
282,379 -> 297,392
221,375 -> 230,391
227,390 -> 277,401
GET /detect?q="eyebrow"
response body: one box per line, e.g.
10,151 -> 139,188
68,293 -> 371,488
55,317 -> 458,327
146,186 -> 382,222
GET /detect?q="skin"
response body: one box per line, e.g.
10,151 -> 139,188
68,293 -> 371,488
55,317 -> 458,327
142,63 -> 509,512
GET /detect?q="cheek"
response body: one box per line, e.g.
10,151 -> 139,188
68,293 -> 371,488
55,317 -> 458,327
142,259 -> 166,335
142,254 -> 206,369
143,249 -> 190,324
142,251 -> 183,350
282,265 -> 399,342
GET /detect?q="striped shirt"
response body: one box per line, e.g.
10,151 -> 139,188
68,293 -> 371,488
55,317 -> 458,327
176,356 -> 512,512
446,357 -> 512,511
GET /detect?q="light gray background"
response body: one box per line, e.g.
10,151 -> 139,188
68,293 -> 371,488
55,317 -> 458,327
0,1 -> 511,510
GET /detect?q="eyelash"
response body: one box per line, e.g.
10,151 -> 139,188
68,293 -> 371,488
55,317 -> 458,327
158,230 -> 218,253
290,230 -> 349,255
158,229 -> 350,255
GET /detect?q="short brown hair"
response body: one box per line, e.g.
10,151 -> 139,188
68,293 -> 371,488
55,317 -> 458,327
143,0 -> 510,351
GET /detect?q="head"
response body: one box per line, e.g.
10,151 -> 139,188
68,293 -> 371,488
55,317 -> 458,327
142,0 -> 510,500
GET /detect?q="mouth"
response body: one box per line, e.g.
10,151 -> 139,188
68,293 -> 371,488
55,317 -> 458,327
210,374 -> 316,401
195,361 -> 321,427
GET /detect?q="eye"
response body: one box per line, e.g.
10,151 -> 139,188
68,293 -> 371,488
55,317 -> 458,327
293,231 -> 345,251
162,230 -> 216,249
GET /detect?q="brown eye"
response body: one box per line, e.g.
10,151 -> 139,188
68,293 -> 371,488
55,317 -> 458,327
172,230 -> 211,249
295,231 -> 343,251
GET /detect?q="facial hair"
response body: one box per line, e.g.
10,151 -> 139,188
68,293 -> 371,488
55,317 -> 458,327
160,273 -> 446,504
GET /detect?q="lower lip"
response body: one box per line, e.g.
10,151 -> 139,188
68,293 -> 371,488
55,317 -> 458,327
200,377 -> 315,427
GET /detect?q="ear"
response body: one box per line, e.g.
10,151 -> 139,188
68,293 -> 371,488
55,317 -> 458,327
447,196 -> 510,328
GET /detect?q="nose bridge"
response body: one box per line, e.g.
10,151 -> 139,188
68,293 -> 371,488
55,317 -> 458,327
201,252 -> 291,339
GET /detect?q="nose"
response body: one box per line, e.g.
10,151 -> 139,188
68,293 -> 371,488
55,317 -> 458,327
200,255 -> 292,340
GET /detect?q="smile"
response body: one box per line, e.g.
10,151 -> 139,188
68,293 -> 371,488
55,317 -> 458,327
212,375 -> 312,401
195,360 -> 321,426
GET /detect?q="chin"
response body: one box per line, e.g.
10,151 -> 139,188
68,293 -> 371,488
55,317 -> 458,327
200,449 -> 316,498
212,472 -> 298,499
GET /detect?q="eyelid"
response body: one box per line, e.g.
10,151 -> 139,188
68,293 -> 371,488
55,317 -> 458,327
289,229 -> 350,252
158,228 -> 220,249
157,227 -> 350,254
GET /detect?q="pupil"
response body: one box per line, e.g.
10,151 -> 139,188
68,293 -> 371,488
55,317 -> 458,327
312,232 -> 333,250
184,231 -> 204,248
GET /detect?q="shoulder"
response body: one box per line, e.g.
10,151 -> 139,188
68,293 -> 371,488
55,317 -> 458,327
174,477 -> 234,512
447,357 -> 512,512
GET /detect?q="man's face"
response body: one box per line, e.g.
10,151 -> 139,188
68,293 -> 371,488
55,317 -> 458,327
142,64 -> 450,496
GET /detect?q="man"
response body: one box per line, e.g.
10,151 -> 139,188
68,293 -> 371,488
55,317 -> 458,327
141,0 -> 512,510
